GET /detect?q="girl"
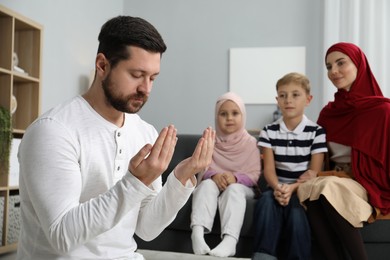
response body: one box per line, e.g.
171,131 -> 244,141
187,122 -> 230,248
191,92 -> 261,257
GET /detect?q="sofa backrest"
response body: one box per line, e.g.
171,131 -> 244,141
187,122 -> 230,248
161,133 -> 267,193
161,134 -> 202,184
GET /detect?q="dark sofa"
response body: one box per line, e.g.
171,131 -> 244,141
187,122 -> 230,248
135,134 -> 390,259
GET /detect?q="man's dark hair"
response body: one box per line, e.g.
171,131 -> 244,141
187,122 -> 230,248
97,16 -> 167,68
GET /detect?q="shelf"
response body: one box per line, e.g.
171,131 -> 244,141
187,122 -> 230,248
0,187 -> 19,192
0,12 -> 12,71
13,72 -> 39,83
0,73 -> 11,109
0,4 -> 42,253
0,68 -> 11,74
0,243 -> 17,254
13,24 -> 41,79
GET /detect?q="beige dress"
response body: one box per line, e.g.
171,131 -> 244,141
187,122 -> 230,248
297,142 -> 372,227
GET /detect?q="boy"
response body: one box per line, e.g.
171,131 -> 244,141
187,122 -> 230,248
252,72 -> 327,260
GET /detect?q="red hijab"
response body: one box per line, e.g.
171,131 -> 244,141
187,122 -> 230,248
318,42 -> 390,215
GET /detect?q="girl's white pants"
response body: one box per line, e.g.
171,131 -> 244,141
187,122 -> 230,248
190,179 -> 254,240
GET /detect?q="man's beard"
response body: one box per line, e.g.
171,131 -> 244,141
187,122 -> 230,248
102,74 -> 148,114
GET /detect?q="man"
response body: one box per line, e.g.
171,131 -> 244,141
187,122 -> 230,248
16,16 -> 215,260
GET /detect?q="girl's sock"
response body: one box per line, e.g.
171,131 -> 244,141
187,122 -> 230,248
191,225 -> 210,255
209,234 -> 237,257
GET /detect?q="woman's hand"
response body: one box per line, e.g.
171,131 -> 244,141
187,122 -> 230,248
297,169 -> 318,183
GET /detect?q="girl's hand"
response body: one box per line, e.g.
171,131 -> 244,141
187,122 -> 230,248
222,172 -> 236,185
212,173 -> 229,191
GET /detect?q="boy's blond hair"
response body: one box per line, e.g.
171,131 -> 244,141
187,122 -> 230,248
276,72 -> 311,94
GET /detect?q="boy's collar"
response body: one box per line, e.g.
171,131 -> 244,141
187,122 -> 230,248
279,115 -> 308,134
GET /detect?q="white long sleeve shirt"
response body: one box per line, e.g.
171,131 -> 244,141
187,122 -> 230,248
16,96 -> 194,260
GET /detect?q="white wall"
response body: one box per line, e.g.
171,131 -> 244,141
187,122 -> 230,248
0,0 -> 123,113
0,0 -> 324,134
125,0 -> 324,134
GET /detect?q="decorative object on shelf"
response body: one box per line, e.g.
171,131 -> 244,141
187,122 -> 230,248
0,106 -> 13,175
6,192 -> 21,244
10,95 -> 17,115
12,52 -> 28,76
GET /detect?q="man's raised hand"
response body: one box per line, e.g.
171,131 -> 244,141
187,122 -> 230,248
174,127 -> 216,185
129,125 -> 177,186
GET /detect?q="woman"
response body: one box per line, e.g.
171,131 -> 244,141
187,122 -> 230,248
298,42 -> 390,260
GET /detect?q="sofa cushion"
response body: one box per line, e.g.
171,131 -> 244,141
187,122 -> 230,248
361,220 -> 390,242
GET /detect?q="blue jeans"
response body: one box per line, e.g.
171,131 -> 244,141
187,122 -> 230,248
252,189 -> 311,260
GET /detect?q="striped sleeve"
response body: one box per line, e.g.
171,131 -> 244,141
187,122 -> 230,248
310,126 -> 328,154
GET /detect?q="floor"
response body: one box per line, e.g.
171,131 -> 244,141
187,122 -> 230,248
0,250 -> 250,260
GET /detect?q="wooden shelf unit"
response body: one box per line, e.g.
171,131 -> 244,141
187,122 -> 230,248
0,4 -> 42,254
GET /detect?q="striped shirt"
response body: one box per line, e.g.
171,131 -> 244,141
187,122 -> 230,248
258,115 -> 327,184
